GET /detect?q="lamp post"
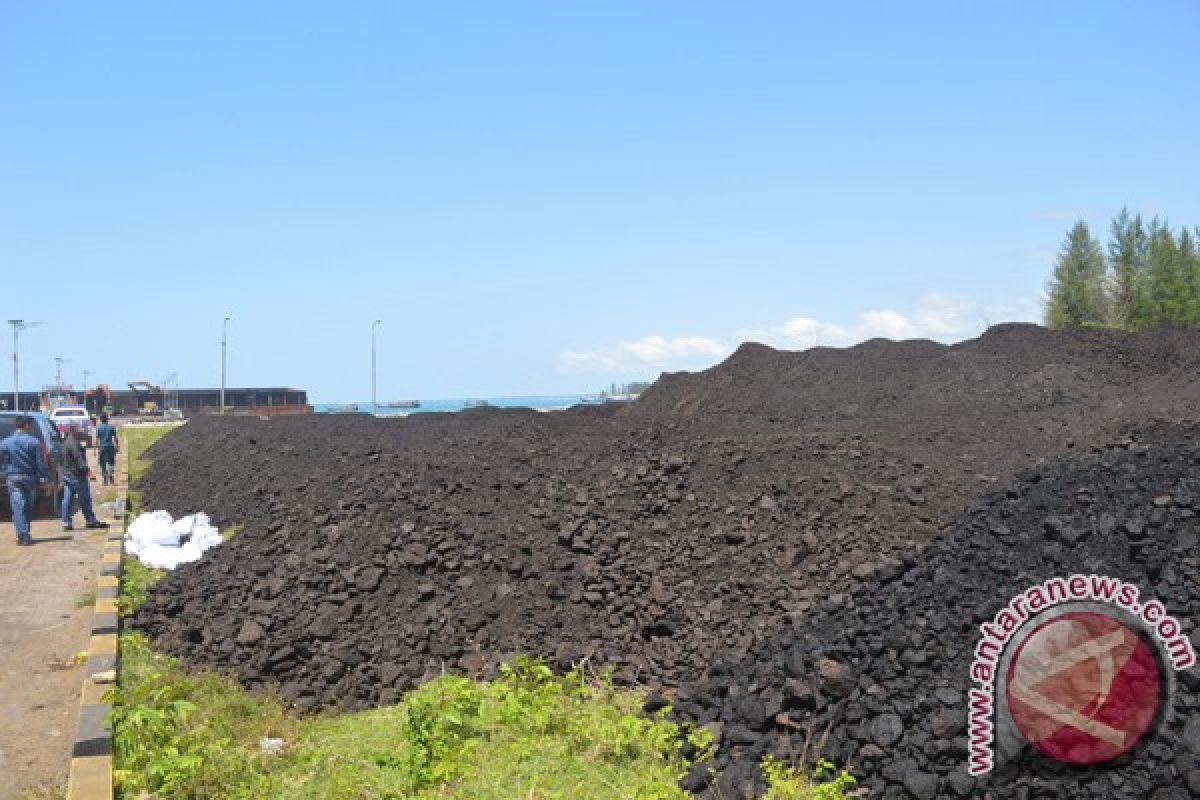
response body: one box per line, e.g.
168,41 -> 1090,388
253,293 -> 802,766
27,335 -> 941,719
371,319 -> 382,410
221,316 -> 231,415
7,320 -> 35,411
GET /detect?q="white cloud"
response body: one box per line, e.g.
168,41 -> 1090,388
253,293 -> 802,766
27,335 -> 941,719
980,294 -> 1042,326
738,294 -> 984,350
912,292 -> 973,334
559,334 -> 728,375
859,309 -> 916,338
559,294 -> 1035,376
621,335 -> 726,363
780,317 -> 849,342
737,318 -> 850,347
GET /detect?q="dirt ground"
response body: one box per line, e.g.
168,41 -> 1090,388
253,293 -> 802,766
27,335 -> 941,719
0,448 -> 117,800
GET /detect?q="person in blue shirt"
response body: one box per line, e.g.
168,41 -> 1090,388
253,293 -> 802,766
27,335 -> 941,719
95,414 -> 119,485
1,416 -> 49,546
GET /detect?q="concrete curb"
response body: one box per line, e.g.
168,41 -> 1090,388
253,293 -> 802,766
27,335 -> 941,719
67,449 -> 128,800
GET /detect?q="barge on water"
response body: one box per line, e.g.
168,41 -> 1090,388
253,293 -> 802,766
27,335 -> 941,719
380,400 -> 420,409
325,404 -> 360,414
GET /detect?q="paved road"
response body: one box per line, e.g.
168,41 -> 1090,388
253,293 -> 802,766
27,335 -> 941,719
0,448 -> 117,799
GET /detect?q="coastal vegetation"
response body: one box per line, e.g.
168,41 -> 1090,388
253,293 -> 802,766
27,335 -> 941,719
1045,208 -> 1200,329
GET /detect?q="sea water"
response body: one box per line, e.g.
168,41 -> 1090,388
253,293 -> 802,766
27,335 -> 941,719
314,394 -> 602,416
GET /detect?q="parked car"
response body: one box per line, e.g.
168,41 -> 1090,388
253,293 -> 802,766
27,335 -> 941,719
49,405 -> 94,447
0,411 -> 65,518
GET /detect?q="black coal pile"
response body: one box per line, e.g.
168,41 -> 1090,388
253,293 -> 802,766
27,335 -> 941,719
130,324 -> 1200,728
634,323 -> 1200,446
674,436 -> 1200,799
131,410 -> 952,709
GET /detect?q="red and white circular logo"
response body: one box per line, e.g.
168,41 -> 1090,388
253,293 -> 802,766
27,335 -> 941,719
1005,610 -> 1162,764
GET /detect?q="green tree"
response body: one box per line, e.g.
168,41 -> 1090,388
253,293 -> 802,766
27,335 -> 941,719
1141,217 -> 1188,326
1105,207 -> 1148,329
1178,227 -> 1200,323
1045,221 -> 1107,328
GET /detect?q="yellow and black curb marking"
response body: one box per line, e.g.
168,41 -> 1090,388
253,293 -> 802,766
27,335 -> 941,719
67,447 -> 128,800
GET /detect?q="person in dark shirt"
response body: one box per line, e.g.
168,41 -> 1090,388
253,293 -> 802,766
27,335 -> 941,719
60,427 -> 108,532
95,414 -> 119,485
0,416 -> 48,545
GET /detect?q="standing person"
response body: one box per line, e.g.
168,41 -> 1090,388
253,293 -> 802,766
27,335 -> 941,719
95,413 -> 119,485
61,427 -> 108,532
0,416 -> 48,546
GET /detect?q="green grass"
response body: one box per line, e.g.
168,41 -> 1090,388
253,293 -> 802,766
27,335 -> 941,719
118,422 -> 176,612
111,632 -> 297,799
116,555 -> 167,616
113,627 -> 853,800
111,422 -> 854,799
123,423 -> 175,516
761,757 -> 857,800
111,642 -> 720,800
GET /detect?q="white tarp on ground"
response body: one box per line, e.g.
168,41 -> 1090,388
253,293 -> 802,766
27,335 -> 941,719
126,510 -> 223,570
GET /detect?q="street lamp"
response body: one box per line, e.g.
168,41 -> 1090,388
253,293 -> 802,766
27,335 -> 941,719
221,316 -> 231,415
371,319 -> 382,410
7,320 -> 37,411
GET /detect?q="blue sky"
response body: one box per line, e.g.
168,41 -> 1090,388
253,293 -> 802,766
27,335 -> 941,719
2,2 -> 1197,401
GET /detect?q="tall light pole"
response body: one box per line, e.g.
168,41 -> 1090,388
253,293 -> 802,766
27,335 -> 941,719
221,316 -> 231,415
54,356 -> 67,386
7,320 -> 36,411
371,319 -> 382,410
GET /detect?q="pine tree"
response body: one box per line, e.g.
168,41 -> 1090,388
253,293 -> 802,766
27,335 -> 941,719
1045,221 -> 1107,328
1143,217 -> 1186,326
1105,207 -> 1147,329
1178,227 -> 1200,323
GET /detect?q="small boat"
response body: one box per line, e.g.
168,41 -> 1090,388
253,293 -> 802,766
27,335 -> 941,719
326,403 -> 359,413
464,399 -> 491,408
381,400 -> 421,409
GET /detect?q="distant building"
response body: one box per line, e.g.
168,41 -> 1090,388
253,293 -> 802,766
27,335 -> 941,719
0,392 -> 43,412
1,385 -> 311,417
109,386 -> 311,417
